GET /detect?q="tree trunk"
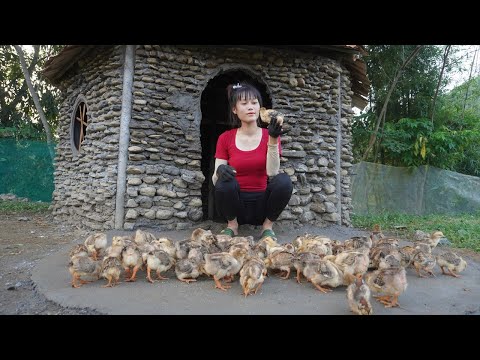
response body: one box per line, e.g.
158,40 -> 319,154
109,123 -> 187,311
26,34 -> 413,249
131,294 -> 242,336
362,45 -> 424,161
13,45 -> 54,159
462,45 -> 479,120
430,45 -> 451,127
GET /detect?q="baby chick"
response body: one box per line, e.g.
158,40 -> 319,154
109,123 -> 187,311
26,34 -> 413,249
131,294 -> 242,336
259,107 -> 284,125
303,258 -> 345,293
101,256 -> 123,288
293,251 -> 323,283
121,243 -> 143,282
68,244 -> 89,260
239,256 -> 267,297
346,273 -> 373,315
436,251 -> 467,278
145,250 -> 176,283
69,254 -> 102,288
84,232 -> 108,260
365,254 -> 408,308
203,248 -> 248,291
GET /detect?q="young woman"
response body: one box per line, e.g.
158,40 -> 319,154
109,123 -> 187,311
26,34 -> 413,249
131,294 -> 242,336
212,82 -> 293,239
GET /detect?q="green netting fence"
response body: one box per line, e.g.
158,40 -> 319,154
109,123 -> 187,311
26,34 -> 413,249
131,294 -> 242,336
0,138 -> 55,202
351,161 -> 480,215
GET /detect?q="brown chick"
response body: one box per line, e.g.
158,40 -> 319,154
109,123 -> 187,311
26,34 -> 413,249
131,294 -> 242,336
203,248 -> 247,291
325,250 -> 369,278
259,107 -> 284,125
101,256 -> 122,288
240,256 -> 267,297
145,250 -> 176,283
134,229 -> 157,246
214,234 -> 234,252
414,230 -> 445,249
344,236 -> 372,251
84,233 -> 108,260
302,258 -> 345,293
436,251 -> 467,278
69,254 -> 102,288
175,248 -> 204,284
191,228 -> 214,243
365,254 -> 408,308
69,244 -> 89,260
411,243 -> 436,278
293,251 -> 323,283
346,273 -> 373,315
264,250 -> 295,279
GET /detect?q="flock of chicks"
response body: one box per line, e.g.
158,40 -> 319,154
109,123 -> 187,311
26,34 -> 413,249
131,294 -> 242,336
68,225 -> 467,315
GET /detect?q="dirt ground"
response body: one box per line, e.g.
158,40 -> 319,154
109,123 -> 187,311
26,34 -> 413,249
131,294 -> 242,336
2,210 -> 480,315
0,212 -> 102,314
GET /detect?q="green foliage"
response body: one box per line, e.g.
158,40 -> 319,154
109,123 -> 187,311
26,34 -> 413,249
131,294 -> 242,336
0,199 -> 50,214
364,45 -> 450,120
380,118 -> 433,166
351,212 -> 480,252
353,45 -> 480,177
0,45 -> 63,140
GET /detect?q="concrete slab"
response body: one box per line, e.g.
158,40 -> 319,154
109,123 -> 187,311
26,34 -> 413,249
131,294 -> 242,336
32,226 -> 480,315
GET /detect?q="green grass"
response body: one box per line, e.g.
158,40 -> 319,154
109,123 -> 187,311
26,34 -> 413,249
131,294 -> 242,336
351,212 -> 480,252
0,200 -> 51,214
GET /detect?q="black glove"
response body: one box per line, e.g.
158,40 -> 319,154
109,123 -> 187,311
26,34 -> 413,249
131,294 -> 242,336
216,164 -> 236,181
267,116 -> 289,138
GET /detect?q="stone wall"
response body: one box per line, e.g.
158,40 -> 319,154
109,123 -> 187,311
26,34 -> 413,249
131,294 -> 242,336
51,46 -> 124,230
123,45 -> 355,231
51,45 -> 355,230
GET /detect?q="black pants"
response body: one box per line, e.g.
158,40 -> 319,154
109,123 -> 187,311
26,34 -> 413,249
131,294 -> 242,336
214,173 -> 293,226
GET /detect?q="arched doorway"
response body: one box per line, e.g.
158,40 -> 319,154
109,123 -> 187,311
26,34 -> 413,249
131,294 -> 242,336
200,70 -> 272,221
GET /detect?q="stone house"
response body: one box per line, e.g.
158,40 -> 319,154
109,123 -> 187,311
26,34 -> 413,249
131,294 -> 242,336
42,45 -> 369,231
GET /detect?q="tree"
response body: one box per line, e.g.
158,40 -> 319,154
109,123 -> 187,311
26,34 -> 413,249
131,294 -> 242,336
0,45 -> 63,140
353,45 -> 463,164
14,45 -> 54,149
362,45 -> 424,160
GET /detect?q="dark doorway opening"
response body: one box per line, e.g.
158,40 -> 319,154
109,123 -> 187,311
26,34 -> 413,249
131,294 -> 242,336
200,71 -> 271,221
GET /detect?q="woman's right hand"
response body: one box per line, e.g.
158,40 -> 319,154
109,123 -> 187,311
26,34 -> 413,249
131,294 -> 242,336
268,116 -> 289,138
216,164 -> 236,181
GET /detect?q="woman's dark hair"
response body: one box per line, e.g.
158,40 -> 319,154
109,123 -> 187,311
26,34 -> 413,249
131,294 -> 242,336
226,82 -> 263,128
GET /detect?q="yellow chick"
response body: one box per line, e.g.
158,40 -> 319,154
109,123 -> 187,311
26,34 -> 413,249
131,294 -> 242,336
436,251 -> 467,278
105,235 -> 130,260
413,230 -> 445,249
121,243 -> 143,282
